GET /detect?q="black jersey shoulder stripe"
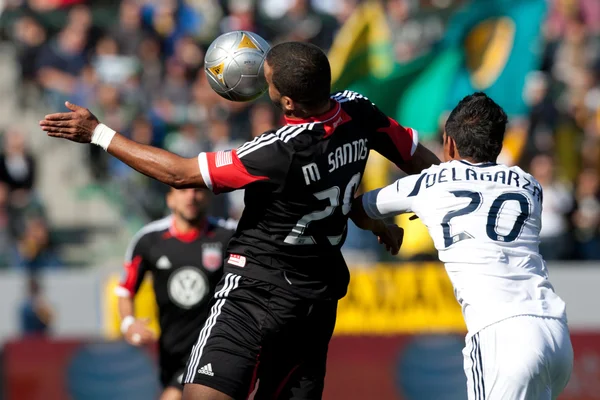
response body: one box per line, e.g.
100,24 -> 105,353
331,90 -> 368,103
124,215 -> 172,262
237,125 -> 308,158
236,125 -> 294,154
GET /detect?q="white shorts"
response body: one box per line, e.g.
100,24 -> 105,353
463,315 -> 573,400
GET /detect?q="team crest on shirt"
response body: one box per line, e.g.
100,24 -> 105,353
202,243 -> 223,271
167,267 -> 209,309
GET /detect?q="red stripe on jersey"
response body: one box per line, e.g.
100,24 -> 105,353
247,348 -> 261,398
119,255 -> 143,296
323,107 -> 352,137
166,218 -> 206,242
205,150 -> 268,194
273,364 -> 300,398
377,117 -> 416,161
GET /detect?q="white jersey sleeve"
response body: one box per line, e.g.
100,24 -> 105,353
362,173 -> 423,218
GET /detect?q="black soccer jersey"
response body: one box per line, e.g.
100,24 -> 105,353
197,91 -> 418,300
116,216 -> 234,359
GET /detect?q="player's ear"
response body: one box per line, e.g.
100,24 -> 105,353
281,96 -> 295,113
446,134 -> 456,159
166,190 -> 175,210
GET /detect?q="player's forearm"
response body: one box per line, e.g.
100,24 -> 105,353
106,133 -> 205,189
402,143 -> 440,175
118,296 -> 135,320
349,195 -> 385,233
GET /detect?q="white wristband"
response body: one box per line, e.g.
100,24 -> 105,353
91,123 -> 116,151
120,315 -> 135,335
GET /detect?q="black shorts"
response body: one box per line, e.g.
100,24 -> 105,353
183,272 -> 337,400
159,351 -> 187,391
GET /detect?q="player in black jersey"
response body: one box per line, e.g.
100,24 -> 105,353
116,187 -> 234,400
41,41 -> 439,400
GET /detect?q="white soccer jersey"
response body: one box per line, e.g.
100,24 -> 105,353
363,160 -> 567,335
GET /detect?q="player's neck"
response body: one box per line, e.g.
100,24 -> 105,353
173,216 -> 206,234
456,157 -> 497,165
285,100 -> 334,121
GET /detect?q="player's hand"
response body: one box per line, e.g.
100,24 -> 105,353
374,224 -> 404,256
39,101 -> 100,143
124,318 -> 156,346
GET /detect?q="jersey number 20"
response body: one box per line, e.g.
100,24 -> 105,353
285,173 -> 361,245
442,190 -> 530,248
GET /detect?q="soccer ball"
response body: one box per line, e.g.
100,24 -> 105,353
204,31 -> 271,102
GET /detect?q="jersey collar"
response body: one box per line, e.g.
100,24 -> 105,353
166,217 -> 208,242
458,160 -> 497,168
284,101 -> 341,125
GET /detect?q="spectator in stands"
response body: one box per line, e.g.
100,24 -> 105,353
12,217 -> 62,271
530,154 -> 574,260
164,123 -> 206,159
172,35 -> 204,80
91,36 -> 139,88
35,25 -> 87,110
270,0 -> 339,50
137,36 -> 164,102
0,183 -> 14,267
524,72 -> 559,158
0,128 -> 35,194
11,16 -> 47,107
20,273 -> 54,336
572,168 -> 600,260
220,0 -> 262,35
110,0 -> 147,57
72,65 -> 99,109
66,4 -> 100,54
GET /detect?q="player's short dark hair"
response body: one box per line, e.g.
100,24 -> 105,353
266,42 -> 331,110
445,92 -> 508,163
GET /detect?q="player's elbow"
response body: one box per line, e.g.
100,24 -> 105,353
170,177 -> 189,189
170,176 -> 196,189
168,158 -> 204,189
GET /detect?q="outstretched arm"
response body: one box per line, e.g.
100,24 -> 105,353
40,102 -> 205,189
401,143 -> 440,175
349,203 -> 404,256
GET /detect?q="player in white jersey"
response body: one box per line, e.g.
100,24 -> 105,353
351,93 -> 573,399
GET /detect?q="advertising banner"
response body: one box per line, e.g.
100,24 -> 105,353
103,264 -> 466,337
4,333 -> 599,400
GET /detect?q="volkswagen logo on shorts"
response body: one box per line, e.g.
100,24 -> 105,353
167,267 -> 209,309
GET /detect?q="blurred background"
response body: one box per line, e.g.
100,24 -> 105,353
0,0 -> 598,399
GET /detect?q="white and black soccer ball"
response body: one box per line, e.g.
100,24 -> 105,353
204,31 -> 271,102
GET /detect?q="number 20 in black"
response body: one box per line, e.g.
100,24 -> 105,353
441,190 -> 531,248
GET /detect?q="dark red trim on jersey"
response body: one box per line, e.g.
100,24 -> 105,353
377,117 -> 415,161
323,107 -> 352,137
284,101 -> 341,125
164,218 -> 208,243
120,255 -> 143,296
247,348 -> 262,398
273,364 -> 300,398
206,150 -> 268,194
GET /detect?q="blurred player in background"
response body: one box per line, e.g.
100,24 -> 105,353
20,273 -> 54,337
40,41 -> 437,400
353,93 -> 573,399
116,187 -> 234,400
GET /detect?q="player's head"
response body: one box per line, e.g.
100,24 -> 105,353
264,42 -> 331,116
443,92 -> 508,163
167,188 -> 210,224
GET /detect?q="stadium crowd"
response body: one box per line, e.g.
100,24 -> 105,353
0,0 -> 598,266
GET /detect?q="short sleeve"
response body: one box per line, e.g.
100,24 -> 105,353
362,173 -> 425,219
198,133 -> 293,194
115,233 -> 152,298
346,94 -> 419,167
